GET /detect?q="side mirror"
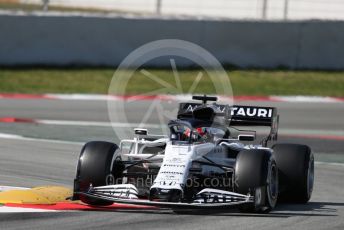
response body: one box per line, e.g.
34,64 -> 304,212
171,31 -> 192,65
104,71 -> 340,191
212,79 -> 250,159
238,134 -> 255,141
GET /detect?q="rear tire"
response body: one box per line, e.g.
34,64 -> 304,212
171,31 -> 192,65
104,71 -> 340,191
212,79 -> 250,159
272,144 -> 314,203
74,141 -> 119,206
235,149 -> 278,213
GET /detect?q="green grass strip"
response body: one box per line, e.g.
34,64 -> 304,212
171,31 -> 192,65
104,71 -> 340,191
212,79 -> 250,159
0,68 -> 343,97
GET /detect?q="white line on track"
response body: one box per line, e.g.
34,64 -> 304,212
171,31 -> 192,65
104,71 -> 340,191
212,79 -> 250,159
2,118 -> 344,137
0,186 -> 29,192
315,161 -> 344,167
0,133 -> 83,145
0,207 -> 57,213
28,120 -> 344,140
36,119 -> 161,129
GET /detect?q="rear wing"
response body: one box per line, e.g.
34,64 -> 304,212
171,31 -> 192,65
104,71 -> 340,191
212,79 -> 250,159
178,103 -> 279,144
229,105 -> 277,127
229,105 -> 279,144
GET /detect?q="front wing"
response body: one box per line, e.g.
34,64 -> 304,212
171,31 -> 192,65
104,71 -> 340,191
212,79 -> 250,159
76,185 -> 255,209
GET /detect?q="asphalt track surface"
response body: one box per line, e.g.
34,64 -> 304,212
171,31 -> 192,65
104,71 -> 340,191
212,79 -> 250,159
0,99 -> 343,132
0,99 -> 343,230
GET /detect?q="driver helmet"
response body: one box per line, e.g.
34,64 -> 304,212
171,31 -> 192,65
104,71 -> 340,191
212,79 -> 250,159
196,127 -> 207,136
183,127 -> 207,138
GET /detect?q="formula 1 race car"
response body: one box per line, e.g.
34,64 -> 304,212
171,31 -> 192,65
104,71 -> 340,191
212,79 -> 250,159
73,95 -> 314,213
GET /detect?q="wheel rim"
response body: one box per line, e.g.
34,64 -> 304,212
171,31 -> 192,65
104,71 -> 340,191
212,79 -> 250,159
307,155 -> 315,198
262,161 -> 278,211
268,163 -> 278,201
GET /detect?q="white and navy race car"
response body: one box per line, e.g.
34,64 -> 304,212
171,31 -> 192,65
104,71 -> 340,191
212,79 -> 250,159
73,95 -> 314,213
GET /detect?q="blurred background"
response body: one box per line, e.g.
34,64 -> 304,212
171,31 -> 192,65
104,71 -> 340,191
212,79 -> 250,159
0,0 -> 344,96
2,0 -> 344,66
3,0 -> 344,20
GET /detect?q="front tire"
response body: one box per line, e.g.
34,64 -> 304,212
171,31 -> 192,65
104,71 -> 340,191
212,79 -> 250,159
235,149 -> 278,213
74,141 -> 119,206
